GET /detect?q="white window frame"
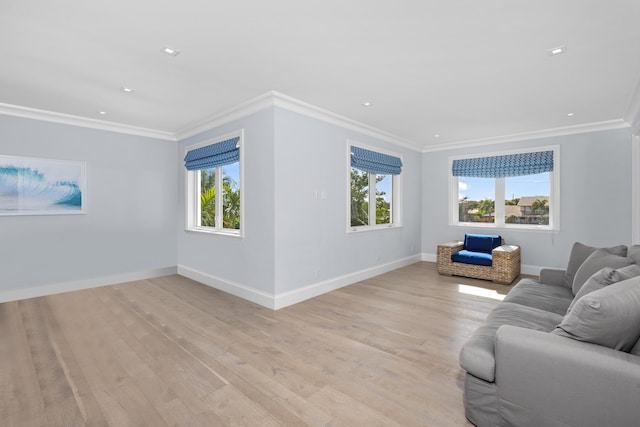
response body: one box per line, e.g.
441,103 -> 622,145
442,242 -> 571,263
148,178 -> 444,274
448,145 -> 560,231
185,130 -> 244,238
347,140 -> 403,233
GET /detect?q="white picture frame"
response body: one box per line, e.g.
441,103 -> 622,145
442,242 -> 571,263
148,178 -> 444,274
0,155 -> 87,216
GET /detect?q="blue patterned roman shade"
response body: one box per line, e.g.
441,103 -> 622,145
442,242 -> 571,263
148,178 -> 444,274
452,150 -> 553,178
351,146 -> 403,175
184,137 -> 240,170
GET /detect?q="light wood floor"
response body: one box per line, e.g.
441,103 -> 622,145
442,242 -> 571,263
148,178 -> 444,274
1,262 -> 513,426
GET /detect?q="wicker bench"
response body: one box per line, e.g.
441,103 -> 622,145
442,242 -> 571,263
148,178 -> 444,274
437,239 -> 521,285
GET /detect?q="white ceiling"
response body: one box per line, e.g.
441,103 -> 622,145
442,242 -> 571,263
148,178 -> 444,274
2,1 -> 640,150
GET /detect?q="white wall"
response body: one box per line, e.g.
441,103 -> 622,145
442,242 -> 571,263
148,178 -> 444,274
0,115 -> 177,298
176,106 -> 423,307
422,128 -> 633,272
273,107 -> 422,295
176,108 -> 277,297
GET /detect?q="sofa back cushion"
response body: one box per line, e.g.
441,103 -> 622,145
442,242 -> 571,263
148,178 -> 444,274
572,249 -> 631,295
464,234 -> 502,254
629,245 -> 640,265
562,242 -> 627,290
553,275 -> 640,352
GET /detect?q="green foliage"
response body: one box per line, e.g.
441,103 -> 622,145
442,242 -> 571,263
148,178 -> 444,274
350,169 -> 392,226
532,198 -> 548,215
200,167 -> 241,229
478,198 -> 495,216
506,214 -> 519,224
222,181 -> 240,229
200,170 -> 216,227
350,169 -> 369,226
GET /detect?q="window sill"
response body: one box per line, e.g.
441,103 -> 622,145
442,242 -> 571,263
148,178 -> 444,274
185,227 -> 243,238
347,224 -> 403,234
450,222 -> 558,233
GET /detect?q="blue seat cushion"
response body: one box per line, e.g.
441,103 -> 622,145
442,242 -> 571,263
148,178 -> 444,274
452,250 -> 493,266
464,234 -> 502,254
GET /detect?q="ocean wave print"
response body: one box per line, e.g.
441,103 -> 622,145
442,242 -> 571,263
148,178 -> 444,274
0,163 -> 83,212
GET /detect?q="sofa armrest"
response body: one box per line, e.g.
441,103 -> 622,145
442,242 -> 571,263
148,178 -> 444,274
438,240 -> 464,254
495,325 -> 640,427
538,268 -> 566,287
437,241 -> 464,275
491,245 -> 521,284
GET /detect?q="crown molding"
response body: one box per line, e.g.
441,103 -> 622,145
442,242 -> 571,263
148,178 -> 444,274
422,119 -> 630,153
269,91 -> 420,152
174,91 -> 421,152
0,103 -> 176,141
173,92 -> 276,141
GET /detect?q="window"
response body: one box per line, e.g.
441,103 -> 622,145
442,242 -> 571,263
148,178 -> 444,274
450,147 -> 559,230
184,131 -> 243,236
349,143 -> 402,231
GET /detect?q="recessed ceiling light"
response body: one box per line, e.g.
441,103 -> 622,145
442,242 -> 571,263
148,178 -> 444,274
362,101 -> 372,107
434,134 -> 440,138
121,86 -> 135,93
567,112 -> 575,116
98,111 -> 108,116
162,46 -> 180,56
547,45 -> 567,56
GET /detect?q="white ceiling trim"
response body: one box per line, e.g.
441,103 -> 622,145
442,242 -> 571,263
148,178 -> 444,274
422,119 -> 630,153
269,91 -> 420,152
175,91 -> 420,151
173,92 -> 276,141
0,103 -> 176,141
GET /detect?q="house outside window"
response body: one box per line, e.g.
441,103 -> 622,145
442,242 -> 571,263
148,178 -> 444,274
450,146 -> 559,230
348,142 -> 402,232
184,131 -> 243,237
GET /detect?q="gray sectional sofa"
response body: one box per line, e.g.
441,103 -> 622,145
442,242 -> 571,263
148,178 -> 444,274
460,242 -> 640,427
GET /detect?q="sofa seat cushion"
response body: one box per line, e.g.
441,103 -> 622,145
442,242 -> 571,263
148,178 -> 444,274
460,302 -> 563,382
452,250 -> 492,266
503,278 -> 574,316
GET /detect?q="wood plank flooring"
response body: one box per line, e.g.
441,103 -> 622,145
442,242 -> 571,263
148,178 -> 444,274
0,262 -> 513,426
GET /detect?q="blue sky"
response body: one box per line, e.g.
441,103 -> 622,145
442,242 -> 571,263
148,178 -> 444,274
223,162 -> 240,189
459,173 -> 549,201
377,175 -> 391,202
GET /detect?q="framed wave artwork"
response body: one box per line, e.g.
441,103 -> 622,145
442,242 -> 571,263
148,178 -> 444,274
0,155 -> 86,216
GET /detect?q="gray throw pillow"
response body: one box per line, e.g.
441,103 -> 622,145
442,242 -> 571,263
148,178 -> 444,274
605,263 -> 640,284
553,276 -> 640,352
562,242 -> 626,289
569,264 -> 640,311
569,269 -> 609,311
572,249 -> 631,296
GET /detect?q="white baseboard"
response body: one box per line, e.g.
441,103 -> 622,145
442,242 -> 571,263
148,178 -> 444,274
421,252 -> 542,277
178,254 -> 423,310
177,265 -> 275,309
0,266 -> 178,303
421,252 -> 437,262
273,254 -> 422,310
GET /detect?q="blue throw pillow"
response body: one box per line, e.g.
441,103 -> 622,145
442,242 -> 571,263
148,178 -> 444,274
464,234 -> 502,254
